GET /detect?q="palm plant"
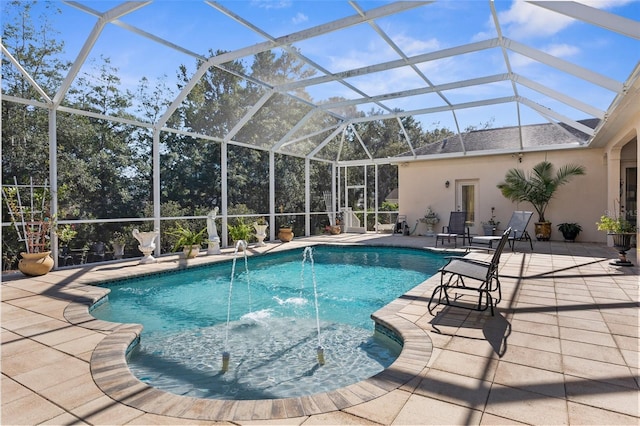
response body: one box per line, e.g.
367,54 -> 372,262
497,161 -> 585,223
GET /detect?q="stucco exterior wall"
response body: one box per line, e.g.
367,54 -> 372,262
398,147 -> 608,243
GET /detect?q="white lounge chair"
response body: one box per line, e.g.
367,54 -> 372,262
471,211 -> 533,251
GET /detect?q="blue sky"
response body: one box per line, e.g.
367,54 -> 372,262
5,0 -> 640,132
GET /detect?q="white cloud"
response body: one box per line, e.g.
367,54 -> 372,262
544,43 -> 580,58
498,0 -> 636,39
250,0 -> 292,10
499,0 -> 574,38
577,0 -> 635,8
292,12 -> 308,25
392,34 -> 440,56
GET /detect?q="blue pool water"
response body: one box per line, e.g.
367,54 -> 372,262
91,245 -> 444,399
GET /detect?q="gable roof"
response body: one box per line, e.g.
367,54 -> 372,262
404,119 -> 600,157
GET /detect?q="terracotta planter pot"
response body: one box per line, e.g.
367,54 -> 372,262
535,222 -> 552,241
18,251 -> 54,276
278,227 -> 294,242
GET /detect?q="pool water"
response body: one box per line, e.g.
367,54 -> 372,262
91,245 -> 444,399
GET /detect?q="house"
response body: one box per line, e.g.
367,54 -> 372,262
397,75 -> 639,244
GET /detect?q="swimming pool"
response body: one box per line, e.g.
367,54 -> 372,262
91,245 -> 445,399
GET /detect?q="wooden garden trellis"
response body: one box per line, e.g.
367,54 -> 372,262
2,177 -> 51,253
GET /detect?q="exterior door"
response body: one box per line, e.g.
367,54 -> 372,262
622,165 -> 637,230
456,180 -> 477,233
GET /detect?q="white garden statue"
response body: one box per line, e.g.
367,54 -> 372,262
207,207 -> 221,255
132,228 -> 159,264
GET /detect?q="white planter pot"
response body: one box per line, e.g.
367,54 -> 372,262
254,223 -> 268,247
182,244 -> 201,259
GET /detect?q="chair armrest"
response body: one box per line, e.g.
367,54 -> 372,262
463,245 -> 496,253
449,257 -> 492,267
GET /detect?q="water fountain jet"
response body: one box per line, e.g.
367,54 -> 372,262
222,240 -> 249,372
302,246 -> 324,365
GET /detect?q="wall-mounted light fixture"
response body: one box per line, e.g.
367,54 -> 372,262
445,180 -> 450,188
518,153 -> 523,163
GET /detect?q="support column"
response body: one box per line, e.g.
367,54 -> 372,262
152,129 -> 161,256
305,158 -> 310,237
49,108 -> 58,267
221,142 -> 228,247
269,152 -> 275,241
605,146 -> 623,247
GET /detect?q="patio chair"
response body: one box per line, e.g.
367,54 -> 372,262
435,211 -> 470,248
88,241 -> 106,263
471,211 -> 534,251
58,246 -> 74,266
428,227 -> 511,316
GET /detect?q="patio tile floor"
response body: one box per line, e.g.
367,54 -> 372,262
2,233 -> 638,425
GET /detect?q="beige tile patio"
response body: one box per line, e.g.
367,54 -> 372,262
69,394 -> 145,425
562,355 -> 638,389
560,339 -> 627,365
484,383 -> 568,425
1,375 -> 33,404
414,368 -> 492,409
492,361 -> 566,399
479,412 -> 528,424
37,372 -> 106,410
2,344 -> 71,376
1,237 -> 638,425
565,378 -> 639,418
506,330 -> 561,353
392,393 -> 483,425
301,410 -> 382,425
567,401 -> 640,425
497,344 -> 563,373
429,349 -> 498,381
13,355 -> 89,391
1,392 -> 65,425
343,389 -> 411,425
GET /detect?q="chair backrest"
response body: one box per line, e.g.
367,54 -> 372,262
487,227 -> 512,277
91,241 -> 105,253
506,211 -> 533,239
448,211 -> 467,233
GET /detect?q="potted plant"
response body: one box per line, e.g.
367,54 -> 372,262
2,180 -> 54,276
557,222 -> 582,242
168,224 -> 206,259
110,231 -> 127,259
278,221 -> 295,242
596,211 -> 636,266
481,207 -> 500,236
228,220 -> 253,248
497,161 -> 585,241
420,207 -> 439,236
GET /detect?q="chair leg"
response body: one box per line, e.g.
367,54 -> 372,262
428,285 -> 444,314
487,292 -> 494,316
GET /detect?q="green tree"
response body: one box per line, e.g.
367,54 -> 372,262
1,0 -> 69,183
58,57 -> 142,224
